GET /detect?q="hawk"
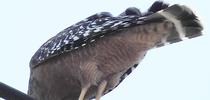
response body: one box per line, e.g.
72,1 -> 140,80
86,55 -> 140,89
28,1 -> 203,100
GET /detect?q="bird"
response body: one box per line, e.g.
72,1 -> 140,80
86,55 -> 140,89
27,1 -> 203,100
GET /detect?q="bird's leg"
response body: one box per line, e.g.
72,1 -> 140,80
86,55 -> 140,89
78,84 -> 90,100
95,80 -> 108,100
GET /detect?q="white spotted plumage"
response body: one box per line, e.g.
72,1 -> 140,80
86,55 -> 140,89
30,15 -> 153,67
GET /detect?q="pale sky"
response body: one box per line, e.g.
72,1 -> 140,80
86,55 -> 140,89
0,0 -> 209,100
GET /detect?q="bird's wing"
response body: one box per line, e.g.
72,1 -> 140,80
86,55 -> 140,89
30,12 -> 164,68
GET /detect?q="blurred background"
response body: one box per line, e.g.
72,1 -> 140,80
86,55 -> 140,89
0,0 -> 209,100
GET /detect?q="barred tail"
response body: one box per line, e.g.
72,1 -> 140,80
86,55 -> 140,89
149,4 -> 203,47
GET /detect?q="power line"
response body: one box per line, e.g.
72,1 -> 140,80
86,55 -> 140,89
0,82 -> 34,100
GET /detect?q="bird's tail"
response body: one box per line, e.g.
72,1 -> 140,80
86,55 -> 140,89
147,4 -> 203,47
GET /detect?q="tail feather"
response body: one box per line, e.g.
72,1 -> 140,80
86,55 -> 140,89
150,4 -> 203,47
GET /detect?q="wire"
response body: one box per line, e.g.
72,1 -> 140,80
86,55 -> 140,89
0,82 -> 34,100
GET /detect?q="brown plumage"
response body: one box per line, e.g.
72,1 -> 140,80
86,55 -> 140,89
28,2 -> 203,100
